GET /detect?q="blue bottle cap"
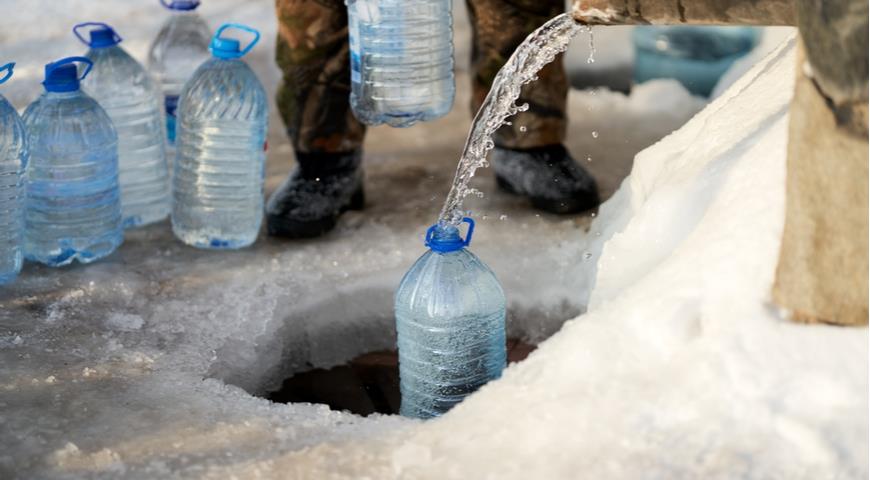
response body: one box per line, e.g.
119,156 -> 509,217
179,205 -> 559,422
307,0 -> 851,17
425,217 -> 475,253
73,22 -> 123,48
43,57 -> 93,93
210,23 -> 261,60
160,0 -> 200,11
0,63 -> 14,85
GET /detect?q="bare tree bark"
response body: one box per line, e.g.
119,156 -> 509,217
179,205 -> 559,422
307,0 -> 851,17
571,0 -> 796,25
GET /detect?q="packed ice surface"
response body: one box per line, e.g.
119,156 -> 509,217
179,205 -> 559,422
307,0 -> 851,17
1,3 -> 866,479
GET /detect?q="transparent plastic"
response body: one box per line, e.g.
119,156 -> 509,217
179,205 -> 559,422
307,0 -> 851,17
346,0 -> 455,127
633,26 -> 760,97
83,43 -> 170,228
395,222 -> 506,418
0,83 -> 27,284
171,31 -> 268,250
23,90 -> 122,266
147,9 -> 211,146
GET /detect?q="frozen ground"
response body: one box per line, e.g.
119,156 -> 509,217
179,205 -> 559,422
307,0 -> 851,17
1,1 -> 866,479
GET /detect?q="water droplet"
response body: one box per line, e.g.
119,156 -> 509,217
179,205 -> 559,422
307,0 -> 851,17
315,177 -> 321,182
583,252 -> 593,260
519,126 -> 527,132
499,214 -> 508,221
591,131 -> 599,139
586,154 -> 592,162
591,212 -> 597,218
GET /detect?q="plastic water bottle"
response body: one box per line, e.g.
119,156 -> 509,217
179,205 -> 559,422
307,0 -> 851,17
633,26 -> 760,96
172,24 -> 268,249
148,0 -> 212,149
395,218 -> 506,418
346,0 -> 455,127
22,57 -> 123,266
76,23 -> 170,229
0,63 -> 27,284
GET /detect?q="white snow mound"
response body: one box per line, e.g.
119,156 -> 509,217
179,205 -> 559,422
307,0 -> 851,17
201,36 -> 868,480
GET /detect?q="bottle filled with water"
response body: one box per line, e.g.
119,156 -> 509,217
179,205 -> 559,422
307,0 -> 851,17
76,22 -> 170,229
0,63 -> 27,284
395,218 -> 506,418
172,23 -> 268,249
346,0 -> 455,127
148,0 -> 212,149
23,57 -> 123,266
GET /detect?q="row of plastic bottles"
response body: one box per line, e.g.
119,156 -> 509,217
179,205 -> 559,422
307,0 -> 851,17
0,1 -> 267,284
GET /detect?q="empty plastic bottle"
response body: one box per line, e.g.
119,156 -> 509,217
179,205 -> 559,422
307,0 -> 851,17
0,63 -> 27,284
76,22 -> 170,229
148,0 -> 212,148
633,26 -> 760,97
23,57 -> 123,266
346,0 -> 455,127
395,218 -> 506,418
172,23 -> 268,249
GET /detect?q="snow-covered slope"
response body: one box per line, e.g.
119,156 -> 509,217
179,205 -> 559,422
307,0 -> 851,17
187,37 -> 866,480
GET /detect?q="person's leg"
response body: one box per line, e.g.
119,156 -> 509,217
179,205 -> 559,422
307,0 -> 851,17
467,0 -> 599,213
268,0 -> 366,238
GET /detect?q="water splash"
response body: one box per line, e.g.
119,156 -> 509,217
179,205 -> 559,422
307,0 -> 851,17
585,26 -> 596,64
438,13 -> 584,226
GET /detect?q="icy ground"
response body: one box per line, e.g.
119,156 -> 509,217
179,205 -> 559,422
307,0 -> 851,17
1,1 -> 866,479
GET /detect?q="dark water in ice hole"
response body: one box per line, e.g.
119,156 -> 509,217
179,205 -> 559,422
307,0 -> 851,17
266,340 -> 536,416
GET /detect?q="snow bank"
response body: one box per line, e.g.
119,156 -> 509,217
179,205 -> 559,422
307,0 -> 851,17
194,36 -> 867,479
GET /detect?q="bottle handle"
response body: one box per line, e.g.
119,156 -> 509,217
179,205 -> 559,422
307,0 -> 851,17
214,23 -> 261,58
47,56 -> 94,81
0,62 -> 14,85
160,0 -> 201,9
425,217 -> 476,248
73,22 -> 122,46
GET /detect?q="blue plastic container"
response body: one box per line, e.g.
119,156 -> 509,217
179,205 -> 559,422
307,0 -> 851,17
76,22 -> 170,229
22,57 -> 123,266
633,26 -> 760,97
172,23 -> 268,249
347,0 -> 455,127
395,218 -> 506,418
0,63 -> 27,284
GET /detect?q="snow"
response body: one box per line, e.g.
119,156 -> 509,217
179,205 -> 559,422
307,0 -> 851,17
0,3 -> 866,479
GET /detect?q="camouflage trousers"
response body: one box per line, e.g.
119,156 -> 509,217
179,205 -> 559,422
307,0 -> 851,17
275,0 -> 567,154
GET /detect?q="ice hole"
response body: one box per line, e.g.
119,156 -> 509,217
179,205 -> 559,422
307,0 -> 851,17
206,284 -> 574,416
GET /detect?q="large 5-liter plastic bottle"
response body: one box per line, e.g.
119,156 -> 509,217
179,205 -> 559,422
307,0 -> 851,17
76,22 -> 170,229
148,0 -> 212,147
172,23 -> 268,250
395,218 -> 506,418
23,57 -> 123,266
0,63 -> 27,284
346,0 -> 455,127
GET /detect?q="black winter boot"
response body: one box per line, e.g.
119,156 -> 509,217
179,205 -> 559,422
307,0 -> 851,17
492,144 -> 600,214
266,150 -> 364,238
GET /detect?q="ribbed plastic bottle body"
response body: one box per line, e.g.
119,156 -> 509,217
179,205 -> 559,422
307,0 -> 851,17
633,26 -> 760,96
83,46 -> 169,228
395,246 -> 507,419
347,0 -> 455,127
172,58 -> 268,249
0,96 -> 27,284
147,12 -> 211,145
22,91 -> 122,266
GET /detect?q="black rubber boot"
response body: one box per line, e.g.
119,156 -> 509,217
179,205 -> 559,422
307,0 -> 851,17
266,150 -> 365,238
492,144 -> 600,214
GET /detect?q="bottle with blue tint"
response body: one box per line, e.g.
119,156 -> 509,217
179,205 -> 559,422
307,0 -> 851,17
395,218 -> 506,418
346,0 -> 455,127
76,22 -> 170,229
148,0 -> 212,148
23,57 -> 123,266
172,23 -> 268,249
633,26 -> 760,97
0,63 -> 27,284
